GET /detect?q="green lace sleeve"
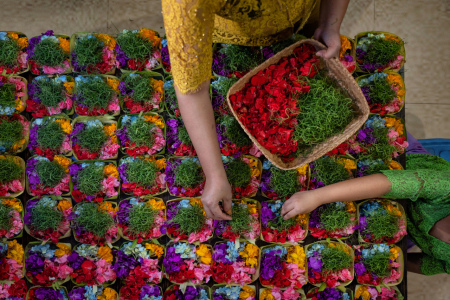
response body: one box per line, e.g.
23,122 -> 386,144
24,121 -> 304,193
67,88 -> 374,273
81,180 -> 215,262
421,253 -> 450,275
380,169 -> 450,203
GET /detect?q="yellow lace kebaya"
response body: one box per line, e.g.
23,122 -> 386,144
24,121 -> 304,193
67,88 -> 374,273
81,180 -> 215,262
162,0 -> 318,94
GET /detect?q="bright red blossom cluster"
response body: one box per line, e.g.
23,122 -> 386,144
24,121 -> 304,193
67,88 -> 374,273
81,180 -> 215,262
230,44 -> 319,161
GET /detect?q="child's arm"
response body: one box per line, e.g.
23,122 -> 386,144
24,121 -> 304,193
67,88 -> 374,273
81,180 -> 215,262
281,173 -> 392,220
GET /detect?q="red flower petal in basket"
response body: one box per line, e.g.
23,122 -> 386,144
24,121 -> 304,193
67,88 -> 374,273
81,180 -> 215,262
251,75 -> 267,86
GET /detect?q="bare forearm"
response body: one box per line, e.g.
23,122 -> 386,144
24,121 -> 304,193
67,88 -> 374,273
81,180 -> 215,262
315,173 -> 392,205
319,0 -> 350,30
176,81 -> 226,181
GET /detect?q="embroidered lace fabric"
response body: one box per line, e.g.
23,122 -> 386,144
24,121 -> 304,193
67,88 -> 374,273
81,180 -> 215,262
161,0 -> 317,94
381,154 -> 450,275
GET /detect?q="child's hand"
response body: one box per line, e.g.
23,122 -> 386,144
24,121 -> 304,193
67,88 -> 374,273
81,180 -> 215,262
281,190 -> 322,220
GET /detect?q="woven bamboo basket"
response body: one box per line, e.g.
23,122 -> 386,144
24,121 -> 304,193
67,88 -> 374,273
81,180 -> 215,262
71,115 -> 119,160
117,28 -> 163,73
259,243 -> 306,288
29,113 -> 73,157
73,74 -> 121,116
306,286 -> 353,300
28,33 -> 72,75
165,198 -> 212,242
355,244 -> 404,286
26,155 -> 72,197
23,196 -> 72,241
70,243 -> 117,286
70,32 -> 116,74
260,288 -> 306,300
305,240 -> 354,287
356,71 -> 405,115
119,71 -> 165,113
118,112 -> 166,155
355,31 -> 406,73
166,156 -> 205,197
24,242 -> 72,285
355,284 -> 403,299
0,155 -> 26,198
27,286 -> 68,300
163,241 -> 213,285
71,201 -> 119,246
0,31 -> 29,74
116,240 -> 165,284
357,199 -> 407,244
226,39 -> 369,170
69,159 -> 120,201
0,114 -> 29,154
119,155 -> 168,197
118,196 -> 166,241
259,200 -> 309,244
0,197 -> 24,239
215,198 -> 261,242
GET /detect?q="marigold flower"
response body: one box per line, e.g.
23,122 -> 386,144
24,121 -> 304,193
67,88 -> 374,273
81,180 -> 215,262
17,37 -> 28,49
7,32 -> 18,40
260,289 -> 275,300
54,155 -> 71,173
247,203 -> 258,215
143,115 -> 165,128
339,35 -> 352,58
389,160 -> 402,170
155,158 -> 166,170
190,198 -> 203,208
7,239 -> 24,264
296,165 -> 308,175
355,286 -> 371,300
11,138 -> 25,152
145,243 -> 164,258
384,34 -> 401,43
147,198 -> 165,210
139,28 -> 161,47
103,123 -> 116,137
64,82 -> 74,94
1,198 -> 22,212
240,243 -> 259,267
55,243 -> 71,257
296,213 -> 308,225
55,119 -> 72,134
385,202 -> 402,217
239,286 -> 255,299
15,99 -> 24,112
196,244 -> 212,265
384,117 -> 404,135
337,158 -> 356,171
98,288 -> 117,300
97,245 -> 113,263
99,201 -> 116,213
286,245 -> 306,268
104,164 -> 119,179
106,77 -> 119,92
390,246 -> 400,260
57,199 -> 72,212
95,33 -> 116,50
344,201 -> 356,213
58,37 -> 70,53
152,79 -> 164,95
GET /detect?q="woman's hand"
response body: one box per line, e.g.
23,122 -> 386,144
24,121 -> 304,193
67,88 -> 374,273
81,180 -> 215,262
314,26 -> 341,59
201,174 -> 232,221
281,190 -> 322,220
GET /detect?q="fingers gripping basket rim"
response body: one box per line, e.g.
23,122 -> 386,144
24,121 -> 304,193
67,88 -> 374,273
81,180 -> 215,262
226,39 -> 370,170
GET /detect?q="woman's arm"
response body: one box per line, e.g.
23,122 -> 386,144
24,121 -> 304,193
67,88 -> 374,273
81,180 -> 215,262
162,0 -> 232,220
281,173 -> 392,219
176,82 -> 232,220
314,0 -> 350,58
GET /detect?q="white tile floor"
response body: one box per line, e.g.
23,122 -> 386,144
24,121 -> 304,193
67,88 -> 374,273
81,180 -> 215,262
1,0 -> 448,298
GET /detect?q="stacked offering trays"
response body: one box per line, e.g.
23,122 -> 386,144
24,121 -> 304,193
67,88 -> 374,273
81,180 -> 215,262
0,27 -> 408,299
